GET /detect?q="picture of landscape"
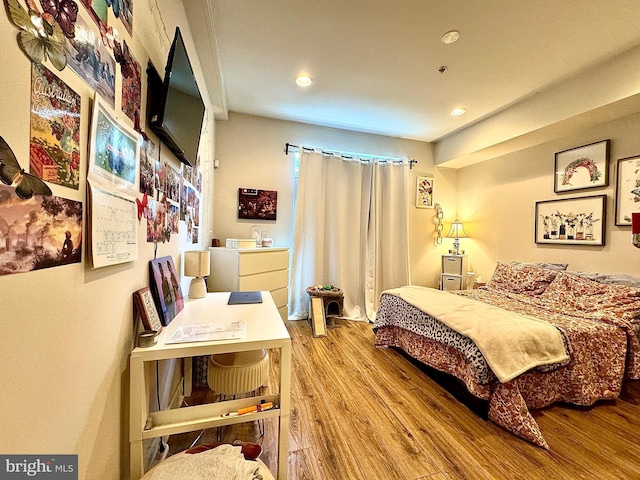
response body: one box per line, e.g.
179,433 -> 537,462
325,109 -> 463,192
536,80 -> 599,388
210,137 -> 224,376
0,185 -> 82,276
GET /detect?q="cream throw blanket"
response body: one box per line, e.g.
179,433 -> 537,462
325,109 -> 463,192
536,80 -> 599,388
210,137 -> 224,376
383,286 -> 569,382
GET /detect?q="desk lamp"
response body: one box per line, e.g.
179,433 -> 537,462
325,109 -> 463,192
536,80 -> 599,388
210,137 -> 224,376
184,250 -> 210,298
633,213 -> 640,249
445,219 -> 468,255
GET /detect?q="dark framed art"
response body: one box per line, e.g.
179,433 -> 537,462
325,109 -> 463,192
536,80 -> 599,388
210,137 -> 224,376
614,155 -> 640,226
149,256 -> 184,325
238,188 -> 277,220
535,194 -> 606,246
554,139 -> 609,193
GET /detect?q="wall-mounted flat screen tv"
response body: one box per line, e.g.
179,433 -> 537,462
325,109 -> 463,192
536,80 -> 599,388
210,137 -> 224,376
147,27 -> 205,167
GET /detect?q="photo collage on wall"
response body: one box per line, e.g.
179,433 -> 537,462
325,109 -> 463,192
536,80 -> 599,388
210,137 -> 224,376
1,0 -> 205,273
181,160 -> 203,244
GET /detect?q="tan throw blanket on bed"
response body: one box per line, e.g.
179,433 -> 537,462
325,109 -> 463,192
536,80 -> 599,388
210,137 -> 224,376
382,286 -> 569,382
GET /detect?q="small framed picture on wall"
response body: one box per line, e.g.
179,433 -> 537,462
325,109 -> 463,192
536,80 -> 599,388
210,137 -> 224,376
614,155 -> 640,226
554,140 -> 609,193
415,175 -> 434,208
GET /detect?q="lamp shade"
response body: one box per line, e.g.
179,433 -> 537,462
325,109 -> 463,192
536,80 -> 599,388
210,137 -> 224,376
445,219 -> 468,239
184,250 -> 210,277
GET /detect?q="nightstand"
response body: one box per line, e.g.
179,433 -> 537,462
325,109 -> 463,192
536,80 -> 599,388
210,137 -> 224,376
440,254 -> 469,291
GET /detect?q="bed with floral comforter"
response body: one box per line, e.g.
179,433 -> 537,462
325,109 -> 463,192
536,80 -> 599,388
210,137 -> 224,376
373,262 -> 640,448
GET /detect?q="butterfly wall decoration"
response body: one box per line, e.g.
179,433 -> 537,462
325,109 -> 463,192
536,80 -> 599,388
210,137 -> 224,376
0,135 -> 52,199
136,193 -> 148,220
3,0 -> 68,71
40,0 -> 79,39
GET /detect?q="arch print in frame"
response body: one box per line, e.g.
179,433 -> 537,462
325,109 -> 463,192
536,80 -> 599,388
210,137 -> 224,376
554,140 -> 609,193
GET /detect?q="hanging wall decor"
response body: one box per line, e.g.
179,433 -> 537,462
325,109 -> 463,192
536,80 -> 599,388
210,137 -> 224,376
0,183 -> 82,275
0,136 -> 52,199
30,63 -> 81,190
81,0 -> 108,26
4,0 -> 68,71
614,155 -> 640,226
415,175 -> 434,208
554,140 -> 609,193
117,40 -> 141,130
535,195 -> 606,246
67,17 -> 116,107
238,188 -> 277,220
138,137 -> 157,196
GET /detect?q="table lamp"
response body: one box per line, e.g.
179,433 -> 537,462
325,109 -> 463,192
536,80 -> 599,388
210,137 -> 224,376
632,213 -> 640,249
184,250 -> 210,298
445,219 -> 468,255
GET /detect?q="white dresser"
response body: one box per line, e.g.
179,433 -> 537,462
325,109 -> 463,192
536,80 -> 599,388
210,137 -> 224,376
440,254 -> 469,291
206,247 -> 290,321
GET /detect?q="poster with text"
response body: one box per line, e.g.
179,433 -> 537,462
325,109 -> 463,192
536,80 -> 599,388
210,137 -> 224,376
30,64 -> 81,190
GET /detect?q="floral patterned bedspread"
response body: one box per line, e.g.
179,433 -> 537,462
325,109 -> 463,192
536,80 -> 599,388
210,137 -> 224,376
373,282 -> 640,448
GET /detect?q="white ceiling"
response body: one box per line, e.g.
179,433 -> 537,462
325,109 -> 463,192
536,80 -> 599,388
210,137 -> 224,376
185,0 -> 640,144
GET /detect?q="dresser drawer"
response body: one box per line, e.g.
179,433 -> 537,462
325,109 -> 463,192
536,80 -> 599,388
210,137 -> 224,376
270,286 -> 288,309
442,255 -> 463,275
238,269 -> 288,291
239,249 -> 289,276
441,275 -> 463,291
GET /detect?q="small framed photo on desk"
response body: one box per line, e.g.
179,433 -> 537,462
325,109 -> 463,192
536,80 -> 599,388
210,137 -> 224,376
133,287 -> 163,332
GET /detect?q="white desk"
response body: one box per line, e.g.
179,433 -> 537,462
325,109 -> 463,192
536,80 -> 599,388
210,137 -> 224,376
129,291 -> 291,480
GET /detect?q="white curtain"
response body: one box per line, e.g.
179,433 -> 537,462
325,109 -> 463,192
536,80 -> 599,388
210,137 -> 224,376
289,149 -> 410,321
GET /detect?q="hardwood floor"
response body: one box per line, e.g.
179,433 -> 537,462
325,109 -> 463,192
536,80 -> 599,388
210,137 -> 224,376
167,319 -> 640,479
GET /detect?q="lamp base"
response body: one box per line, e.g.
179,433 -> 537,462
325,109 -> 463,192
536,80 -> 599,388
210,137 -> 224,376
633,233 -> 640,249
188,277 -> 207,298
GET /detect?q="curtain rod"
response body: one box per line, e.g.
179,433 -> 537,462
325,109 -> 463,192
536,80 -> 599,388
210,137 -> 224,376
284,142 -> 418,169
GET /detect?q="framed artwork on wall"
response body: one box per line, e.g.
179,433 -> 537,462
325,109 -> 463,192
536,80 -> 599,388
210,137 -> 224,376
238,188 -> 277,220
535,194 -> 606,246
614,155 -> 640,226
554,139 -> 609,193
415,175 -> 434,208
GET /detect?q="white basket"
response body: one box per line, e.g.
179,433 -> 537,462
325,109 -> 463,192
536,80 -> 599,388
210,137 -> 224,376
225,238 -> 258,249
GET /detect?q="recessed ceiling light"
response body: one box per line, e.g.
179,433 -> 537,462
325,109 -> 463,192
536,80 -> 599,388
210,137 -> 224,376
441,30 -> 460,44
295,73 -> 313,87
450,108 -> 466,116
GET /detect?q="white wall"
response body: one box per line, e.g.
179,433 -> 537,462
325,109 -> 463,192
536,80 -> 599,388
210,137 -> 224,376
213,113 -> 456,289
457,111 -> 640,281
0,2 -> 214,479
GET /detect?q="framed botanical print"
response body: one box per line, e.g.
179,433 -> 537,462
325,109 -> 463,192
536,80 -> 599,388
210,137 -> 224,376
614,155 -> 640,226
415,175 -> 434,208
554,140 -> 609,193
535,195 -> 606,246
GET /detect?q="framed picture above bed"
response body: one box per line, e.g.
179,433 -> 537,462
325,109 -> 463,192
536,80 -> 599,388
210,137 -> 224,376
554,139 -> 609,193
535,194 -> 606,246
614,155 -> 640,226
